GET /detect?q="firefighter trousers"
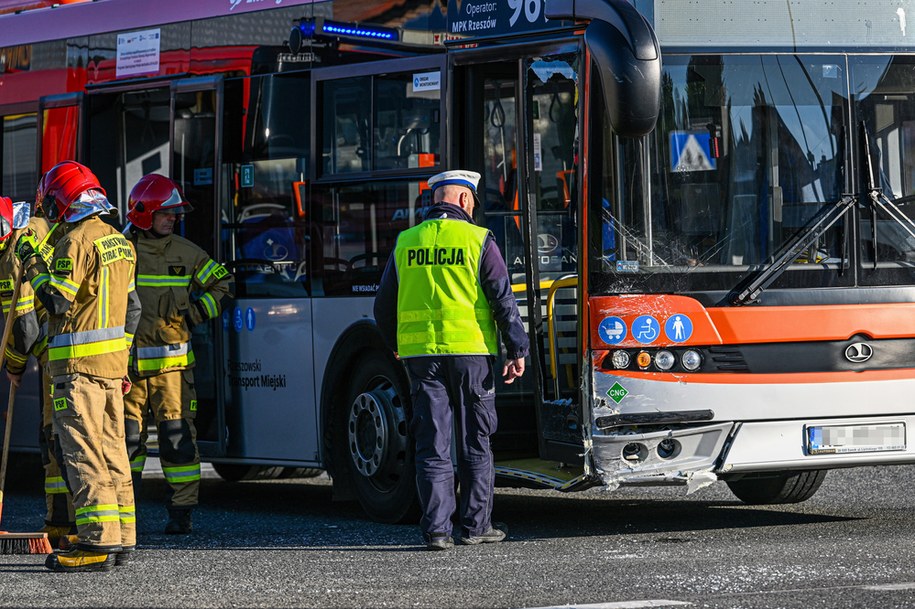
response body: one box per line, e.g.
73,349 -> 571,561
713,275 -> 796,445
40,368 -> 74,527
124,369 -> 200,509
51,373 -> 135,552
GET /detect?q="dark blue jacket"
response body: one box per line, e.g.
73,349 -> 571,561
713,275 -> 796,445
374,203 -> 530,360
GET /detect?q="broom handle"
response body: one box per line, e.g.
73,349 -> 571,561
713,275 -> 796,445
0,262 -> 26,519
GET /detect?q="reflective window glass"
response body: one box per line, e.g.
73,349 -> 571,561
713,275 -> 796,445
2,113 -> 37,201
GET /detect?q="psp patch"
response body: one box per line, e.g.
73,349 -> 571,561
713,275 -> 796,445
190,399 -> 197,412
54,258 -> 74,275
53,397 -> 68,411
213,265 -> 228,279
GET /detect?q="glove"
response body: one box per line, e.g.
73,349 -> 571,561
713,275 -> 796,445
14,231 -> 39,263
121,376 -> 132,395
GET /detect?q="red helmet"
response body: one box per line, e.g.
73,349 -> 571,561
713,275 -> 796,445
126,174 -> 192,231
36,160 -> 105,222
0,196 -> 13,244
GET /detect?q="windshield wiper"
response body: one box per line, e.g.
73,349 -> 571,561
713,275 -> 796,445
729,193 -> 855,305
860,124 -> 915,268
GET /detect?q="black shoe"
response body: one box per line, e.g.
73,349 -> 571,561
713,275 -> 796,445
164,509 -> 192,535
423,533 -> 454,551
115,546 -> 134,566
45,548 -> 115,573
460,526 -> 506,546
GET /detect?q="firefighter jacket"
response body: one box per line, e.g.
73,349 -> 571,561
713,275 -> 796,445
1,216 -> 56,375
24,215 -> 141,379
128,231 -> 232,377
375,203 -> 530,360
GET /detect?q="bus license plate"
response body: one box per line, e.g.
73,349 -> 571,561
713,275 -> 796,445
807,423 -> 906,455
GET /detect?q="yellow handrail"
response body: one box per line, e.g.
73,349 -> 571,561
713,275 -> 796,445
546,276 -> 578,386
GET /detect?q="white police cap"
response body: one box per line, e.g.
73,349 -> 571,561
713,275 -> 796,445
427,170 -> 481,194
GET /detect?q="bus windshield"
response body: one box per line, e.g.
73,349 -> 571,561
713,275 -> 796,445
591,54 -> 856,297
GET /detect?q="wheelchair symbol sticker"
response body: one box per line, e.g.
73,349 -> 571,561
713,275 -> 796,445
598,316 -> 627,345
664,314 -> 693,343
632,315 -> 659,344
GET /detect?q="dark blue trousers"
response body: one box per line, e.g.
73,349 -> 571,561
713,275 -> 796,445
404,355 -> 497,538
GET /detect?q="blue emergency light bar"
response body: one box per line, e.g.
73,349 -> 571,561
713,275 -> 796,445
294,18 -> 398,43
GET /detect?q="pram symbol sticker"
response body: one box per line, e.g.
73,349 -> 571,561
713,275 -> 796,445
598,316 -> 627,345
632,315 -> 659,344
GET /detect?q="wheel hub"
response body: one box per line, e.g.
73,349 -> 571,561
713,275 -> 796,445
348,391 -> 389,477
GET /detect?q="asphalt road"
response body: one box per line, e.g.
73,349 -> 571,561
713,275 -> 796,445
2,460 -> 915,609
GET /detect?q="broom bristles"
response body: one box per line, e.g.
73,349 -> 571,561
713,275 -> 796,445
0,532 -> 53,554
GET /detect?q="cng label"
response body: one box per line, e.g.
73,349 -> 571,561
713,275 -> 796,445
607,382 -> 629,404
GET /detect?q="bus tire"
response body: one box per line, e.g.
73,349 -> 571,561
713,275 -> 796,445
212,463 -> 285,481
726,469 -> 827,504
341,354 -> 419,524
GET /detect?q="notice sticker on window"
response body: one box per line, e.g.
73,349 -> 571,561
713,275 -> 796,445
533,132 -> 543,172
116,28 -> 161,79
412,72 -> 441,92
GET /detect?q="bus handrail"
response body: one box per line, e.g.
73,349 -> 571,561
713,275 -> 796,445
546,275 -> 578,397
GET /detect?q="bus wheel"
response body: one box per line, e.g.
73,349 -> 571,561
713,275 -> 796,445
343,357 -> 418,524
726,470 -> 827,504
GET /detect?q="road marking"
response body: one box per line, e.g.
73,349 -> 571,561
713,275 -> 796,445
527,601 -> 691,609
863,583 -> 915,591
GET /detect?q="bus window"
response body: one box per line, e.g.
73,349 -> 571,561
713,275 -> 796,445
223,75 -> 310,298
322,77 -> 371,174
373,71 -> 440,170
591,54 -> 850,295
2,113 -> 37,200
852,55 -> 915,283
313,181 -> 425,297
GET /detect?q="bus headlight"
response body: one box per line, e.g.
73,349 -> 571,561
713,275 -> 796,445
655,350 -> 675,370
681,349 -> 702,371
611,350 -> 630,369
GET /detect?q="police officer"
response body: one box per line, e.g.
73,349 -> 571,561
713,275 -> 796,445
374,170 -> 529,550
123,174 -> 232,535
0,197 -> 74,545
16,161 -> 141,572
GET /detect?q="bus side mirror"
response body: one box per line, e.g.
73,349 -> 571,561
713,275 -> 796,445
546,0 -> 661,138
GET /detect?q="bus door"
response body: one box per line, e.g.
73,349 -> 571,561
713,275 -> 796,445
169,77 -> 226,458
83,78 -> 227,457
453,42 -> 583,465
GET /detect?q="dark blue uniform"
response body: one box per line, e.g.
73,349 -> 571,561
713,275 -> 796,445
374,202 -> 529,541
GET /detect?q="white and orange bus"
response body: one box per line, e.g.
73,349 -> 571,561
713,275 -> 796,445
2,0 -> 914,522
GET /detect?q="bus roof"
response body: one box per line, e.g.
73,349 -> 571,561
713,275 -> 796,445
0,0 -> 319,47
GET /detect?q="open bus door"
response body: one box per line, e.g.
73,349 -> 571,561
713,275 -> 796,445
83,77 -> 227,458
452,41 -> 585,477
169,76 -> 227,459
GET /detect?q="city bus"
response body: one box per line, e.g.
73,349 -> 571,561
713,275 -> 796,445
2,0 -> 914,524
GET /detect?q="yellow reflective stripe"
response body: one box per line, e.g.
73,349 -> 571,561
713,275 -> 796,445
45,476 -> 68,494
4,348 -> 28,366
135,350 -> 195,373
163,463 -> 201,483
30,273 -> 50,291
1,294 -> 35,315
196,259 -> 226,284
97,266 -> 109,329
130,455 -> 146,473
48,338 -> 126,361
75,503 -> 120,524
128,280 -> 136,293
49,274 -> 80,297
125,333 -> 135,348
119,506 -> 136,524
198,293 -> 218,319
136,275 -> 191,287
398,307 -> 493,323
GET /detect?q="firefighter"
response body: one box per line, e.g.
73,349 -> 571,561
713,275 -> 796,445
123,174 -> 232,535
0,197 -> 74,545
373,170 -> 529,550
16,160 -> 140,572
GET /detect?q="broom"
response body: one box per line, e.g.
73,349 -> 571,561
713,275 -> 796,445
0,245 -> 53,554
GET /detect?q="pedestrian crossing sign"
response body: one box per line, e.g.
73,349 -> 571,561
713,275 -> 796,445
669,131 -> 716,172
